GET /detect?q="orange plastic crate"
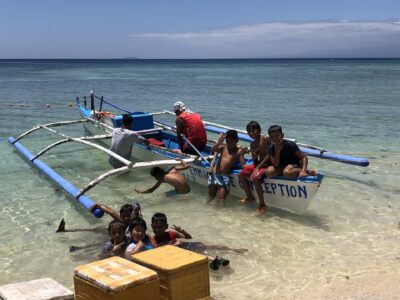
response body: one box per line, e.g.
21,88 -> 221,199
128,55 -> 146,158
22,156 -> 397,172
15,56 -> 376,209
131,245 -> 210,300
74,256 -> 159,300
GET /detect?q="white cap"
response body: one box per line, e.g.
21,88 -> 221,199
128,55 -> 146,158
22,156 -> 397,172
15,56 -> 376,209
173,101 -> 187,112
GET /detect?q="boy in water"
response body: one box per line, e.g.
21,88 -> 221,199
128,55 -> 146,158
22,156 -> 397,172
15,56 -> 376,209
150,212 -> 192,247
125,217 -> 153,258
98,220 -> 128,259
208,130 -> 246,201
266,125 -> 317,179
134,158 -> 190,195
56,202 -> 142,235
150,212 -> 247,270
238,121 -> 271,213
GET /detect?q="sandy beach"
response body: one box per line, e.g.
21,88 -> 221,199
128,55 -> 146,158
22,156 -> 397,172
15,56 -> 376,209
294,268 -> 400,299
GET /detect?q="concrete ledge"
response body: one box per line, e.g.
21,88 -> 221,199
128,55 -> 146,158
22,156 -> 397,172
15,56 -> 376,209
0,278 -> 74,300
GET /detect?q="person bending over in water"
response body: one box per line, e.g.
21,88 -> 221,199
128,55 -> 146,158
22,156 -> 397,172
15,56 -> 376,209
208,130 -> 246,201
134,158 -> 190,195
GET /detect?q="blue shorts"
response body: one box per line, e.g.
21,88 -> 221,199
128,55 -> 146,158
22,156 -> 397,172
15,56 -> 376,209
208,174 -> 230,188
165,187 -> 191,196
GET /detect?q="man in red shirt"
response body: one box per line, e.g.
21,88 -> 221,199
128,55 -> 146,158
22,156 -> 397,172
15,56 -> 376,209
174,101 -> 207,155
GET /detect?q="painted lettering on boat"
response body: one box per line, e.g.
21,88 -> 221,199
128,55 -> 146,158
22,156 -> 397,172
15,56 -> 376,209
237,181 -> 308,199
263,182 -> 308,198
187,167 -> 236,187
185,167 -> 308,199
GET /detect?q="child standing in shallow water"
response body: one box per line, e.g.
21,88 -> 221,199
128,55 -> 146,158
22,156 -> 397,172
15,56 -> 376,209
208,130 -> 246,201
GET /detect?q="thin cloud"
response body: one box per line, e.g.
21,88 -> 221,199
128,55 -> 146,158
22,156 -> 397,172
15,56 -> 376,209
130,21 -> 400,58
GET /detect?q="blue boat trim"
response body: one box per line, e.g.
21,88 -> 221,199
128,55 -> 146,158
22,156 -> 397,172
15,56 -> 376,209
8,137 -> 104,218
205,125 -> 369,167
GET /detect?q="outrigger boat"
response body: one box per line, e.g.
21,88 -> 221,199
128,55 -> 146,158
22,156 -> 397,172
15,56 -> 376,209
8,92 -> 369,217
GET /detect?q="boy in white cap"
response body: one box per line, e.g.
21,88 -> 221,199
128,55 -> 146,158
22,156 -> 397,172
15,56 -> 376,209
173,101 -> 207,155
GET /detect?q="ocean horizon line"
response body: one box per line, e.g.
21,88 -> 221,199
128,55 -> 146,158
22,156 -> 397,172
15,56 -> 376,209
0,57 -> 399,61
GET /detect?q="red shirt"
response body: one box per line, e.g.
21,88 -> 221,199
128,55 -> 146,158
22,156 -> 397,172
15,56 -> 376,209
178,112 -> 207,150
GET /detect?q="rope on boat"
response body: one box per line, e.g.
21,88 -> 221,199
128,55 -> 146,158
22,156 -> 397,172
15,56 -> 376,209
3,103 -> 75,109
93,95 -> 131,113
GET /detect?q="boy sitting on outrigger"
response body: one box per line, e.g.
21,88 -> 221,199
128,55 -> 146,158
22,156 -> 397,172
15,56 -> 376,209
134,158 -> 190,195
238,121 -> 271,213
208,130 -> 246,201
266,125 -> 317,179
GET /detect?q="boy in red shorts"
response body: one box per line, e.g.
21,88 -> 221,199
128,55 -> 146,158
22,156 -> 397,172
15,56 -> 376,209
238,121 -> 271,213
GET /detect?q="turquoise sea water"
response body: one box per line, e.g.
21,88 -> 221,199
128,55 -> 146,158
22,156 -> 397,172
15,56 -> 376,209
0,59 -> 399,299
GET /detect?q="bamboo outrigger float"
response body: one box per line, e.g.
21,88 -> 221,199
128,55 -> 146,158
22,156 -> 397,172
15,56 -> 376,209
8,91 -> 369,217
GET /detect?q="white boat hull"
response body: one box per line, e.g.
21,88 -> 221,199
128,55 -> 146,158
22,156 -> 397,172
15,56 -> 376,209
81,113 -> 322,214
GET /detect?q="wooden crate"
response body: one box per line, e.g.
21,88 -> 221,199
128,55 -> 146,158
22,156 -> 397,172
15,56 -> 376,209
131,245 -> 210,300
74,256 -> 159,300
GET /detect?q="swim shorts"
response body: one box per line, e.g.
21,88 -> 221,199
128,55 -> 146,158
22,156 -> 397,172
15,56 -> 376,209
208,174 -> 230,188
240,164 -> 267,181
165,187 -> 191,196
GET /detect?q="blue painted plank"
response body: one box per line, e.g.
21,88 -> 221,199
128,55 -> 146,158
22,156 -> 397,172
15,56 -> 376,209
8,137 -> 104,218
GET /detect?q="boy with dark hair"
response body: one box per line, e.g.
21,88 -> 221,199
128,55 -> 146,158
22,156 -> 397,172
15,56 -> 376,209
150,212 -> 247,270
238,121 -> 271,213
266,125 -> 317,179
98,220 -> 128,259
125,217 -> 153,258
150,212 -> 192,247
57,202 -> 142,234
89,203 -> 141,225
134,158 -> 190,194
109,113 -> 149,168
208,130 -> 246,201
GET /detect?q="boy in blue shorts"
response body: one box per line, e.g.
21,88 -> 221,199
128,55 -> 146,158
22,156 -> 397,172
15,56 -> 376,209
266,125 -> 317,179
208,130 -> 246,201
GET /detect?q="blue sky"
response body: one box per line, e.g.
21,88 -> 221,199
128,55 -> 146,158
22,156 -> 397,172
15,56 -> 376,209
1,0 -> 399,58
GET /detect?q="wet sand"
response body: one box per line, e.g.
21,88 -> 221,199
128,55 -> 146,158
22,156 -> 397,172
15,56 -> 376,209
295,268 -> 400,299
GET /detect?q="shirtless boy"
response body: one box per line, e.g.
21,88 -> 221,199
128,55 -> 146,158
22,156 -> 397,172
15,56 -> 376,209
208,130 -> 246,201
134,158 -> 190,194
238,121 -> 271,213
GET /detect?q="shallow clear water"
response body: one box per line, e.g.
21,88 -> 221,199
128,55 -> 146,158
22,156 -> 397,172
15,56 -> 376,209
0,59 -> 399,299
